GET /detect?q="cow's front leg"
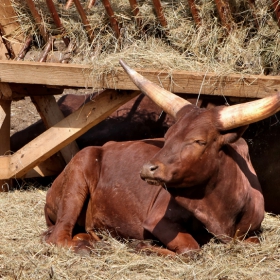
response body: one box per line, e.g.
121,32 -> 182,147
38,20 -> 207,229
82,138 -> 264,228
44,162 -> 96,253
143,215 -> 200,256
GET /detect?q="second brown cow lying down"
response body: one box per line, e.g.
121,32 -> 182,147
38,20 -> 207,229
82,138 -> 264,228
42,61 -> 280,256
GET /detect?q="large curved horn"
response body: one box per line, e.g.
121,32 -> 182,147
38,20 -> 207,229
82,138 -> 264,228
217,93 -> 280,130
119,59 -> 190,118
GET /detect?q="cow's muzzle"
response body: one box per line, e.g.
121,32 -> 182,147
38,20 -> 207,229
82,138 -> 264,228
140,163 -> 162,186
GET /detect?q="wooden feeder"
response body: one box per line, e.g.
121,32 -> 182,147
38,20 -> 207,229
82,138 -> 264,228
1,0 -> 280,191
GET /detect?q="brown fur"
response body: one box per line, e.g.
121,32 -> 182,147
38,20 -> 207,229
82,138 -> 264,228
44,104 -> 264,256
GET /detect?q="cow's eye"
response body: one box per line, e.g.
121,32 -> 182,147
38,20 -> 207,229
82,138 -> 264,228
194,140 -> 206,146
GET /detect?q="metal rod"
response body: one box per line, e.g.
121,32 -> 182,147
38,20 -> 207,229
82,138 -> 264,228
73,0 -> 94,43
152,0 -> 168,28
271,0 -> 280,28
101,0 -> 121,39
16,35 -> 33,60
214,0 -> 234,32
25,0 -> 49,43
39,36 -> 54,62
128,0 -> 143,29
65,0 -> 74,10
88,0 -> 96,9
46,0 -> 70,46
187,0 -> 201,26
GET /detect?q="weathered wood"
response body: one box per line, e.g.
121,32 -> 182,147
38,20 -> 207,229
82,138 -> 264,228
1,60 -> 280,98
0,0 -> 24,56
0,36 -> 8,60
31,94 -> 80,164
0,89 -> 139,179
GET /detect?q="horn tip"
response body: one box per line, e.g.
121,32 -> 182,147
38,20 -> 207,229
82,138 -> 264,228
119,59 -> 126,68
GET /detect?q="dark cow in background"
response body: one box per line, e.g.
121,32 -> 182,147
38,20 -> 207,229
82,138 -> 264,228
43,60 -> 280,256
244,115 -> 280,214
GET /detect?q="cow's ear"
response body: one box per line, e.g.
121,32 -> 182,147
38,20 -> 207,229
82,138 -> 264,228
220,125 -> 248,144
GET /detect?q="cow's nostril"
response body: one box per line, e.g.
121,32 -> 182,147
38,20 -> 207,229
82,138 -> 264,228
150,165 -> 158,172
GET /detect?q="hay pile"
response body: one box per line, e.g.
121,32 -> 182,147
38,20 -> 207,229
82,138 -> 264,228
0,187 -> 280,279
11,0 -> 280,77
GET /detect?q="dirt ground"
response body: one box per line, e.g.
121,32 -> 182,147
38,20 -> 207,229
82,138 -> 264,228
10,97 -> 40,135
10,89 -> 80,135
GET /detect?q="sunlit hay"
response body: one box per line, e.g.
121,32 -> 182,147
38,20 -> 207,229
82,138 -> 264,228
0,188 -> 280,279
10,0 -> 280,77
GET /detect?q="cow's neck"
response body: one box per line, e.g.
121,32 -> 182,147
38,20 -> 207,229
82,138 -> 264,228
169,144 -> 254,239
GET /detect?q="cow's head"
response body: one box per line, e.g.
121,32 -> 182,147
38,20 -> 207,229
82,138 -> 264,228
120,60 -> 280,188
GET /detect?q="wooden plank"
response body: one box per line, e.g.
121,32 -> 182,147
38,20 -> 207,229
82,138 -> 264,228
1,60 -> 280,98
0,89 -> 139,179
0,0 -> 24,57
31,95 -> 80,164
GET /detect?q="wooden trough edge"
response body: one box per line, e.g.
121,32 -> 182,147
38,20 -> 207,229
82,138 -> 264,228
1,60 -> 280,98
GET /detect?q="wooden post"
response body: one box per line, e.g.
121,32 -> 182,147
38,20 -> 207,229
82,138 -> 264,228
31,94 -> 80,164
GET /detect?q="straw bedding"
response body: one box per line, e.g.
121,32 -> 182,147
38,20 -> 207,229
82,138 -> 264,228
10,0 -> 280,77
0,187 -> 280,279
2,1 -> 280,279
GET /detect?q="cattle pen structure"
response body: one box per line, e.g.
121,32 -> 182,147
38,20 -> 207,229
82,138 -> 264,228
1,0 -> 280,279
1,0 -> 280,185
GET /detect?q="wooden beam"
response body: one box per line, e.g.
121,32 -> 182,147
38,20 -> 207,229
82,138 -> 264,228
0,0 -> 24,57
0,60 -> 280,98
0,89 -> 139,179
31,94 -> 80,164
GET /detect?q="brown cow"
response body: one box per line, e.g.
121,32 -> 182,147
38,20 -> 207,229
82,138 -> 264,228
43,60 -> 280,256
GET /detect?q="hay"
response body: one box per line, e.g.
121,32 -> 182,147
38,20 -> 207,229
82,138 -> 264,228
10,0 -> 280,78
0,187 -> 280,279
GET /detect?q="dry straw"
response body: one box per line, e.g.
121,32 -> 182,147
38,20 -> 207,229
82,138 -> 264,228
11,0 -> 280,78
0,188 -> 280,279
